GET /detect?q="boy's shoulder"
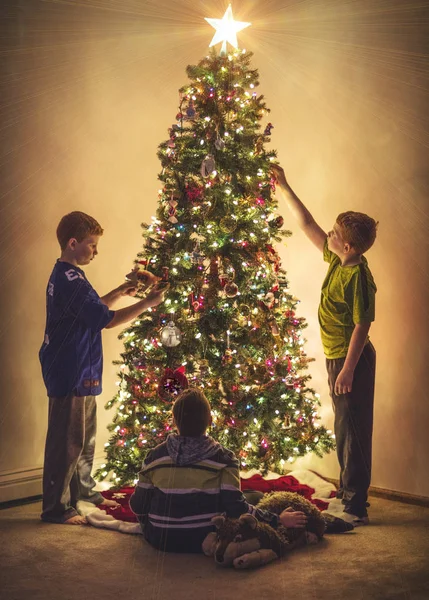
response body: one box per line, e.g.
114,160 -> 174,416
144,441 -> 169,465
143,439 -> 238,469
52,260 -> 86,282
212,443 -> 239,468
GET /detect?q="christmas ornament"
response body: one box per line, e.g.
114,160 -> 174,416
255,136 -> 264,154
264,122 -> 274,136
185,184 -> 204,204
209,257 -> 219,279
238,304 -> 251,316
219,216 -> 237,233
264,292 -> 275,309
191,242 -> 205,266
190,291 -> 204,312
132,358 -> 147,370
224,282 -> 238,298
201,154 -> 216,178
278,274 -> 289,288
125,264 -> 160,289
269,318 -> 280,336
205,5 -> 251,54
199,359 -> 209,376
222,348 -> 233,365
160,321 -> 182,347
219,259 -> 235,287
222,330 -> 233,364
269,215 -> 284,229
215,136 -> 225,150
186,102 -> 196,119
167,198 -> 178,223
158,367 -> 188,401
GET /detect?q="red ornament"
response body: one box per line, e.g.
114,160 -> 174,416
158,367 -> 189,402
224,282 -> 238,298
185,184 -> 204,204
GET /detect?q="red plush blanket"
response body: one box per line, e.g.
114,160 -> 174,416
99,473 -> 335,522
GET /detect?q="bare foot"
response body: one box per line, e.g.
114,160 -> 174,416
99,498 -> 120,509
64,515 -> 87,525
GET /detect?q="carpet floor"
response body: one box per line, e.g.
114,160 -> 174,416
1,495 -> 429,600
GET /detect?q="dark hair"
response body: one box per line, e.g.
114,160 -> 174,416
56,211 -> 103,250
336,211 -> 378,254
172,388 -> 211,437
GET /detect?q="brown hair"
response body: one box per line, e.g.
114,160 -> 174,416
56,211 -> 103,250
172,388 -> 212,437
336,211 -> 378,254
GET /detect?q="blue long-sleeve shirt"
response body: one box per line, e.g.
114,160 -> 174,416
39,260 -> 114,397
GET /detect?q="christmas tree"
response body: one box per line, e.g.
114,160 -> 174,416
97,7 -> 334,487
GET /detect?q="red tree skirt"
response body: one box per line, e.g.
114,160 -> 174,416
99,474 -> 334,522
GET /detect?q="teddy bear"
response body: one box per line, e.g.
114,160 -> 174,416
202,491 -> 353,569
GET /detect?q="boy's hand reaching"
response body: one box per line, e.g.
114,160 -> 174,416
271,164 -> 288,188
117,282 -> 138,297
145,282 -> 169,307
279,508 -> 308,528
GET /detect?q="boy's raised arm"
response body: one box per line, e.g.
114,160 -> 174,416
271,165 -> 327,253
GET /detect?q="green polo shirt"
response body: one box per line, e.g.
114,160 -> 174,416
318,240 -> 376,359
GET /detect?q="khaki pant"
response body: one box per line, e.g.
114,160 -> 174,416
41,394 -> 103,523
326,342 -> 376,517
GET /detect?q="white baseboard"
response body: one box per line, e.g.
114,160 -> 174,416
0,453 -> 107,504
0,467 -> 43,503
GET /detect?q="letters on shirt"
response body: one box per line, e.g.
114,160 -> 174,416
64,269 -> 85,282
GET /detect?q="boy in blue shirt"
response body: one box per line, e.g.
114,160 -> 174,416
130,388 -> 308,553
272,165 -> 378,526
40,211 -> 166,525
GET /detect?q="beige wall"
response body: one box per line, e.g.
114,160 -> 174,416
1,1 -> 428,501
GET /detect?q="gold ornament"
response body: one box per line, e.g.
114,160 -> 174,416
219,216 -> 237,233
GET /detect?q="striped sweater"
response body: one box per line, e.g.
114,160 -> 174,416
129,434 -> 279,553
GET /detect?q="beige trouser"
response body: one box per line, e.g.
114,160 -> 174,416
41,394 -> 103,523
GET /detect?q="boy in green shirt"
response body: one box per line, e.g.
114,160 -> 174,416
272,165 -> 378,526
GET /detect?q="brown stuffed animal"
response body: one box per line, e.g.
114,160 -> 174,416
203,491 -> 353,569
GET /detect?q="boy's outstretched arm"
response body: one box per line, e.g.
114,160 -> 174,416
100,282 -> 137,308
220,460 -> 307,529
271,164 -> 327,253
105,284 -> 168,329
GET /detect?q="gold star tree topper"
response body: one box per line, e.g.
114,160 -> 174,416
205,4 -> 251,54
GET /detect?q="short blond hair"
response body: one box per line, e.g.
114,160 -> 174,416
336,211 -> 378,254
172,388 -> 211,437
56,211 -> 103,250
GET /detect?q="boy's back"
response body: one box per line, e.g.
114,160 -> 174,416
130,435 -> 252,553
319,241 -> 377,359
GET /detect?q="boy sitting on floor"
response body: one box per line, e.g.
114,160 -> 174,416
130,388 -> 307,553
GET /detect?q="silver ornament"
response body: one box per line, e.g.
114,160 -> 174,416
201,154 -> 216,178
160,321 -> 182,347
215,137 -> 225,150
